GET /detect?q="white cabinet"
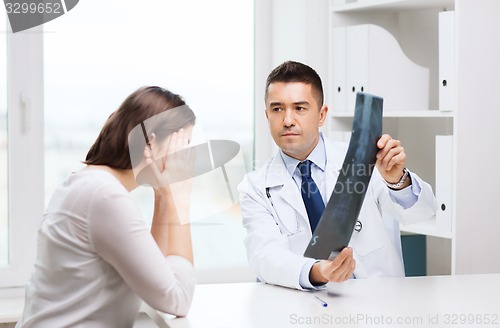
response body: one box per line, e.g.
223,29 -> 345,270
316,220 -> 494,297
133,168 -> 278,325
334,23 -> 429,112
325,0 -> 500,275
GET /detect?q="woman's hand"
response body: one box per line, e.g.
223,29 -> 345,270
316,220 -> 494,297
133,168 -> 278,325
148,128 -> 195,226
162,129 -> 194,182
144,128 -> 195,193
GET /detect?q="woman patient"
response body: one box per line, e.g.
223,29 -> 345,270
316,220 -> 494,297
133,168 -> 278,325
16,86 -> 196,327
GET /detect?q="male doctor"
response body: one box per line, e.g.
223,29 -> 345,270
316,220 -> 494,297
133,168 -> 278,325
238,61 -> 437,290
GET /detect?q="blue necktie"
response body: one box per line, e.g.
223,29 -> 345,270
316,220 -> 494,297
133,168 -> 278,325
298,160 -> 325,233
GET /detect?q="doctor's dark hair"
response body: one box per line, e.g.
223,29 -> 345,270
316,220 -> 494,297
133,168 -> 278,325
84,86 -> 196,170
265,60 -> 324,108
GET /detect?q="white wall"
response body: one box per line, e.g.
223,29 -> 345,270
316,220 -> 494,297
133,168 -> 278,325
454,0 -> 500,274
254,0 -> 329,166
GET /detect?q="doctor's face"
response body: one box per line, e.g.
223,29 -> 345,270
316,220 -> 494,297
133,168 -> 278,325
265,82 -> 328,161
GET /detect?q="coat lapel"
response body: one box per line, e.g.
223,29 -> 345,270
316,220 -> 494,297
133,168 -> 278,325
265,153 -> 308,224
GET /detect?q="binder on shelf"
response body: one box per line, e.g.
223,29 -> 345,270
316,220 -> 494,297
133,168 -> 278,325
332,27 -> 347,112
439,11 -> 456,112
435,135 -> 453,233
346,25 -> 369,112
332,24 -> 429,113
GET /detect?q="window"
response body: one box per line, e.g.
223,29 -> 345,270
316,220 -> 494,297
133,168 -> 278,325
44,0 -> 254,282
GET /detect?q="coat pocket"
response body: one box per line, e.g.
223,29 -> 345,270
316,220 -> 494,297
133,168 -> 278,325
349,212 -> 386,256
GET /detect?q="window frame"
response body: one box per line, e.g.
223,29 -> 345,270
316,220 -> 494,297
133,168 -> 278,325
0,25 -> 44,288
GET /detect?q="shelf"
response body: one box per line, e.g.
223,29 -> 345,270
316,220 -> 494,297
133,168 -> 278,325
331,110 -> 455,118
332,0 -> 454,13
400,217 -> 452,239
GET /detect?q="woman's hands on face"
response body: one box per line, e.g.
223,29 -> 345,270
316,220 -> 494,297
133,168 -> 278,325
162,128 -> 195,187
149,128 -> 195,260
144,128 -> 194,193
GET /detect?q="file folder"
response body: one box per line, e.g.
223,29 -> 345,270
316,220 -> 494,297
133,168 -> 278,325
439,11 -> 456,112
346,25 -> 369,112
304,92 -> 382,260
435,135 -> 453,232
332,27 -> 347,112
331,24 -> 429,112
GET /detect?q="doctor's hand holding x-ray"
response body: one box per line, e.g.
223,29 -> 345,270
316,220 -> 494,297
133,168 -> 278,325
239,61 -> 437,290
376,134 -> 412,190
309,135 -> 411,286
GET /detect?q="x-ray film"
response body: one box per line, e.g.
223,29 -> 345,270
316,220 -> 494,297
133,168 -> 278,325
304,92 -> 383,260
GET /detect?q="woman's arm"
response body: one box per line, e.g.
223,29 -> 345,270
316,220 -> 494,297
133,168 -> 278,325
150,128 -> 194,263
151,187 -> 193,263
89,187 -> 195,316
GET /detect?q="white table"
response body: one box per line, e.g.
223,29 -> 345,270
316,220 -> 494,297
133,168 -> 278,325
162,274 -> 500,328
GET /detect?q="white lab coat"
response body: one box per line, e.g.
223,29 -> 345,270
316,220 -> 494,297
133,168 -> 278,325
238,139 -> 437,290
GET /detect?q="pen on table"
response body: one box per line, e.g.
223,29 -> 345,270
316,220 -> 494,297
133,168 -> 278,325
314,295 -> 328,307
